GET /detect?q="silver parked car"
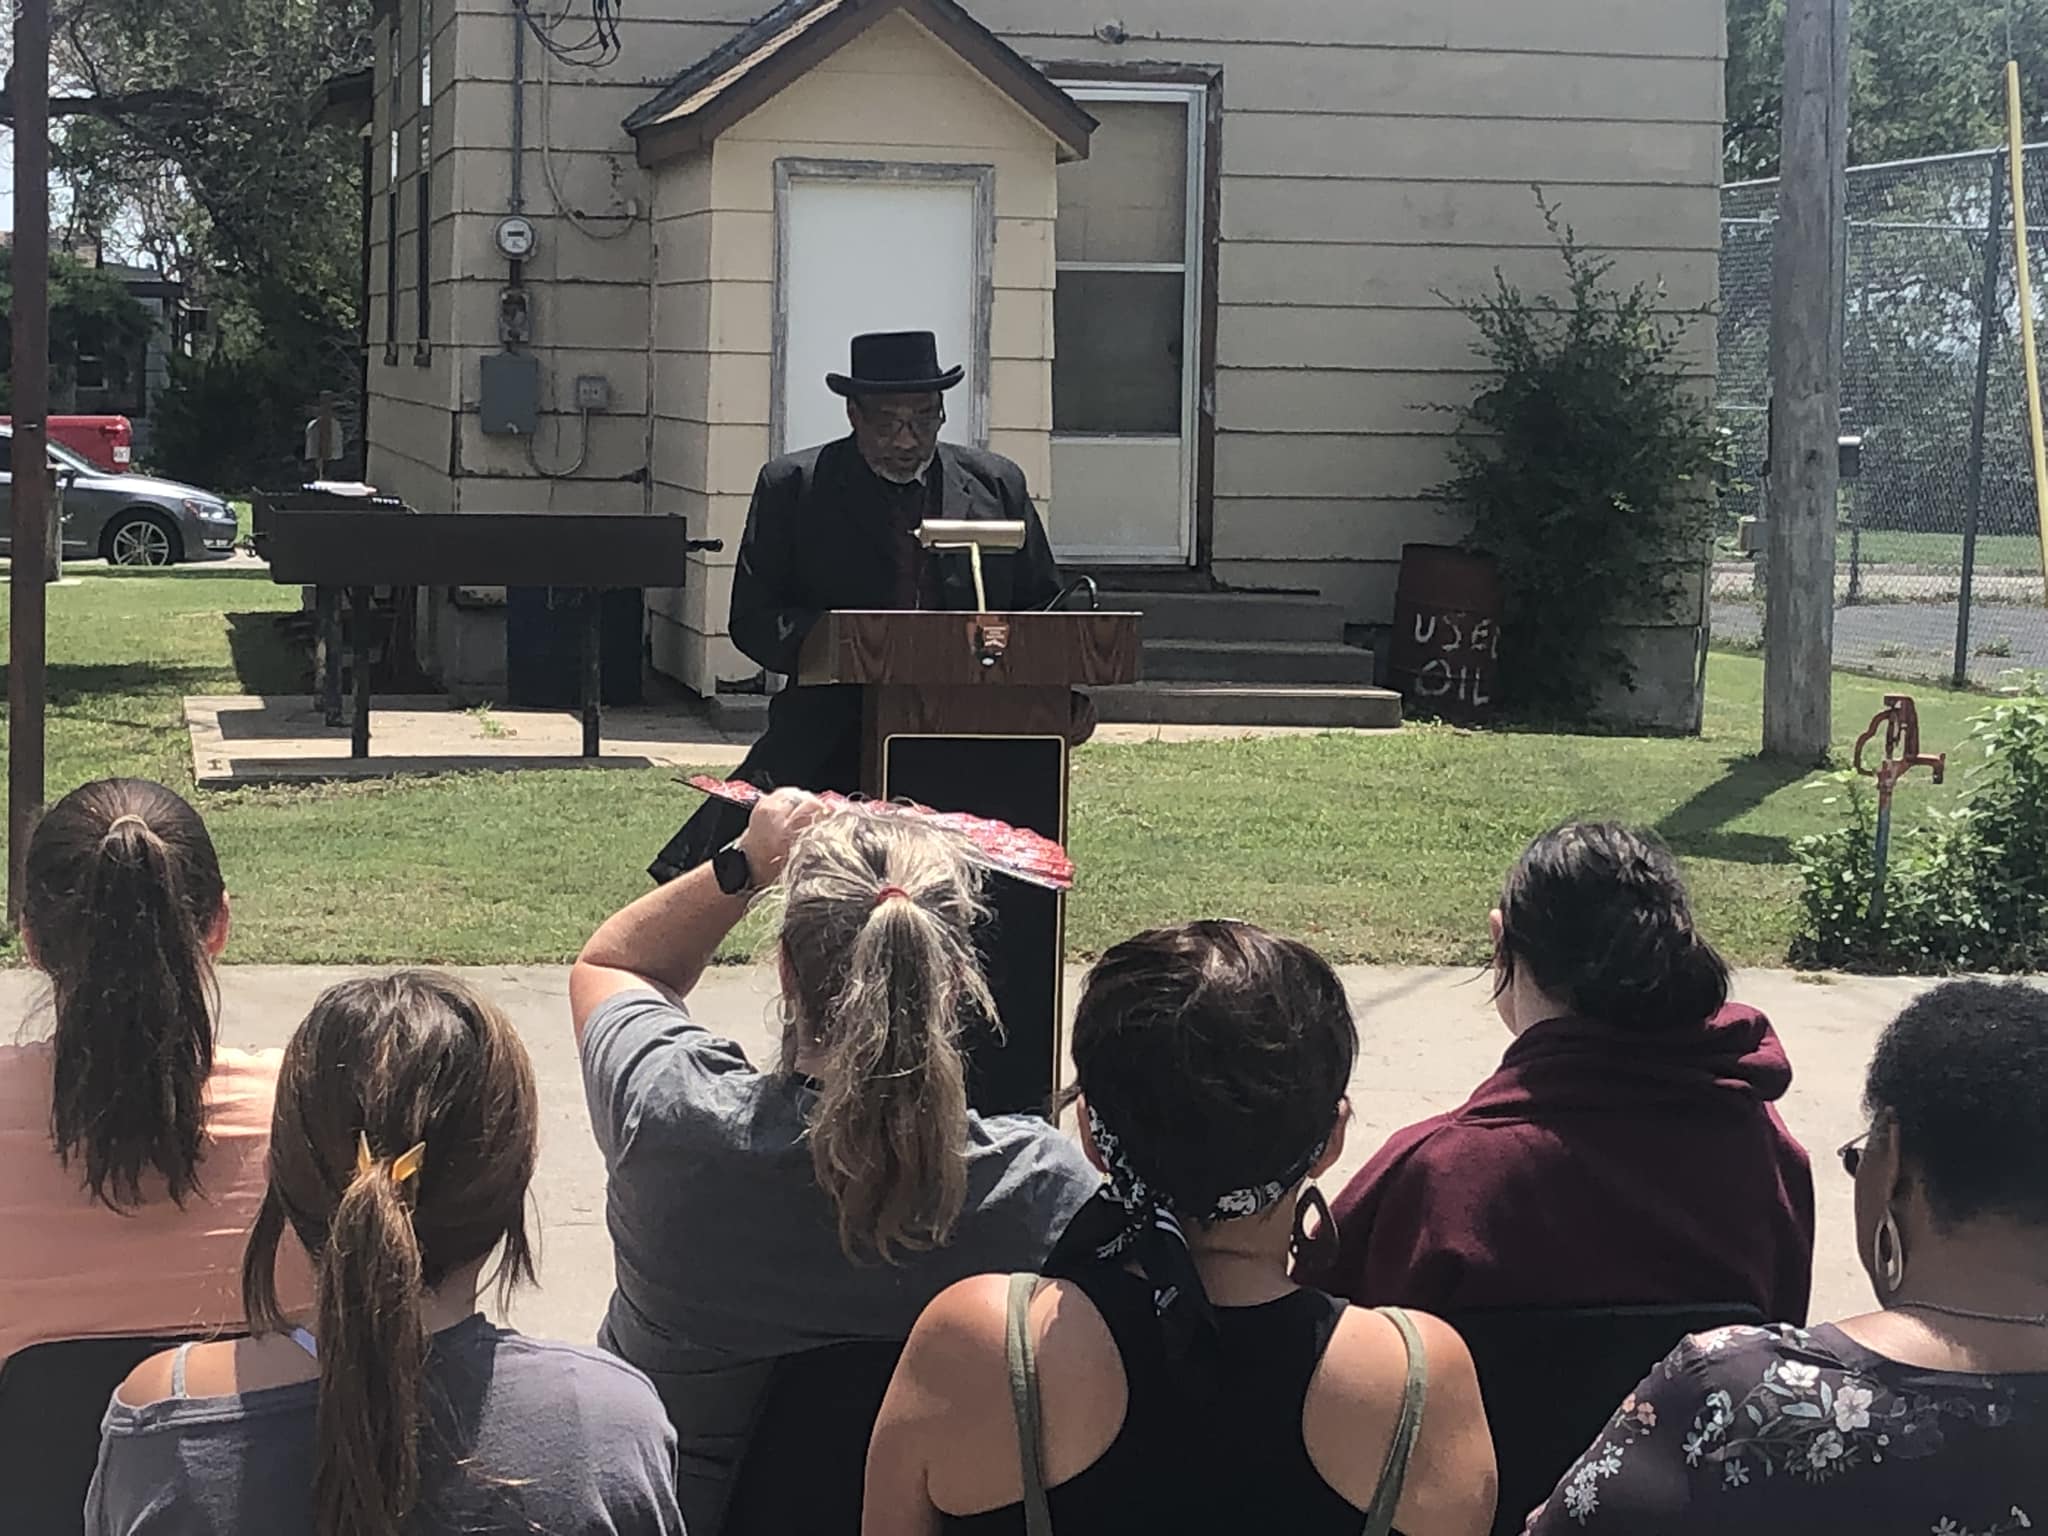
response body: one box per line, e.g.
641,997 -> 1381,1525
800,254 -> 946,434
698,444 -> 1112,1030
0,427 -> 239,566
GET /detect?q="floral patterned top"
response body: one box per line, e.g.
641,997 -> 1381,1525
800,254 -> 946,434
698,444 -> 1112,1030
1525,1323 -> 2048,1536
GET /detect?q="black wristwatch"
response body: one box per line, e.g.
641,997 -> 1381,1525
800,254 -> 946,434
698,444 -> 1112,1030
712,840 -> 756,897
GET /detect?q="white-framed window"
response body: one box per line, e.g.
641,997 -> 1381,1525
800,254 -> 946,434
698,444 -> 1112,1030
1050,81 -> 1206,566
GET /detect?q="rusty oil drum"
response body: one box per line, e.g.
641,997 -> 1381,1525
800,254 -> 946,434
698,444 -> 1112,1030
1389,544 -> 1501,719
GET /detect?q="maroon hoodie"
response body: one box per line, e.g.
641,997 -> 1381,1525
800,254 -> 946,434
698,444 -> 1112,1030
1328,1004 -> 1815,1322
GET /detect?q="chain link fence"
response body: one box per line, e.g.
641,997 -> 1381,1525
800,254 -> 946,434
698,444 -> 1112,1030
1716,144 -> 2048,686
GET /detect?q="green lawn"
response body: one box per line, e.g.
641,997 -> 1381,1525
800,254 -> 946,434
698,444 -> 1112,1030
1839,528 -> 2045,574
0,566 -> 1995,968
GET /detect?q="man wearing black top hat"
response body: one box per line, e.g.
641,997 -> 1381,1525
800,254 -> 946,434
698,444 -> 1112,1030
649,330 -> 1082,883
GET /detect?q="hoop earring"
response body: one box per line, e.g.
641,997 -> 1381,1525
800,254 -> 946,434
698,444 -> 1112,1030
1291,1186 -> 1338,1279
1877,1209 -> 1907,1295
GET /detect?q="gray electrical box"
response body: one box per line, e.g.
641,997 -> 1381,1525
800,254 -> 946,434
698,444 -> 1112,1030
480,350 -> 541,436
574,374 -> 612,412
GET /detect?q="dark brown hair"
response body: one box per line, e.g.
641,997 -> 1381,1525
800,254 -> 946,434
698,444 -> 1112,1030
1494,822 -> 1730,1031
778,813 -> 993,1262
1070,921 -> 1357,1214
243,971 -> 539,1536
25,778 -> 226,1210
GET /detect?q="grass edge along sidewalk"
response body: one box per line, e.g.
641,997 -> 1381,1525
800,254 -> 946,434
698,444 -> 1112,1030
0,565 -> 1996,969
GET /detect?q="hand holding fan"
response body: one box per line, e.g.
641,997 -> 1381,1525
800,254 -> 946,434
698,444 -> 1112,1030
685,776 -> 1075,891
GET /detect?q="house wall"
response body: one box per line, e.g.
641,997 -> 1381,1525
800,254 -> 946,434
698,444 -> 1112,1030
645,10 -> 1062,695
377,0 -> 1723,694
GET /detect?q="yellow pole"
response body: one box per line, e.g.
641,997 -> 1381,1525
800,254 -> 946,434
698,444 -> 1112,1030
2008,62 -> 2048,589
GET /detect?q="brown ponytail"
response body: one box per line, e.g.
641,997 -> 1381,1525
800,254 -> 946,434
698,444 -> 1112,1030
25,778 -> 224,1210
243,972 -> 539,1536
778,815 -> 994,1262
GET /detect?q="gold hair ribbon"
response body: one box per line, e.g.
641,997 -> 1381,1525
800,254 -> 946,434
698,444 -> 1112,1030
355,1130 -> 428,1186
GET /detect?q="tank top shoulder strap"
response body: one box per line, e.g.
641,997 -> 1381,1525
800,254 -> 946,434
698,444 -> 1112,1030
290,1327 -> 318,1360
1361,1307 -> 1429,1536
169,1341 -> 197,1400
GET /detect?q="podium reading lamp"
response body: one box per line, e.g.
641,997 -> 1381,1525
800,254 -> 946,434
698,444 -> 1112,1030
798,523 -> 1140,1116
917,519 -> 1026,614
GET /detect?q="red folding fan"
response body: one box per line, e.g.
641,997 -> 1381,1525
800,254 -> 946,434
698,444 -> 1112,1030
685,776 -> 1075,891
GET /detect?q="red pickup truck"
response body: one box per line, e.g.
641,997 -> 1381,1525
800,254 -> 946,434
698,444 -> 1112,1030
0,415 -> 133,472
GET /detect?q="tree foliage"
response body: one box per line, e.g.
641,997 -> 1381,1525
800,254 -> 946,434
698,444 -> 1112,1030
1727,0 -> 2048,180
49,0 -> 373,484
1440,201 -> 1726,720
0,246 -> 156,413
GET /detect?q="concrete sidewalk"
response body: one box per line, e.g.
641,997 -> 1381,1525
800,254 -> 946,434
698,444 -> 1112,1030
5,964 -> 1995,1344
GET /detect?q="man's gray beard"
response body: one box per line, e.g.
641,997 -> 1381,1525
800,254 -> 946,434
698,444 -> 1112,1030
871,454 -> 935,487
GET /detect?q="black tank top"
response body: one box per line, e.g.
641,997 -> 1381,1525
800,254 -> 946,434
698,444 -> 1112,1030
943,1267 -> 1386,1535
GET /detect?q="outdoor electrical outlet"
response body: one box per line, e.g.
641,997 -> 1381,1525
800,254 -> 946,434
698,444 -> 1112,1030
575,375 -> 612,412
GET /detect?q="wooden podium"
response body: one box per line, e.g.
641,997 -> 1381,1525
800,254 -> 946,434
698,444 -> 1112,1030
799,609 -> 1139,1117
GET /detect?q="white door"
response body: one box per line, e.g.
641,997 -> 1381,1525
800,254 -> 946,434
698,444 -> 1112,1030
1050,84 -> 1206,566
778,168 -> 986,455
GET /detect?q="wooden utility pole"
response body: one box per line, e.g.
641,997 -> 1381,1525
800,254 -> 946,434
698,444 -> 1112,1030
1762,0 -> 1849,762
8,0 -> 52,922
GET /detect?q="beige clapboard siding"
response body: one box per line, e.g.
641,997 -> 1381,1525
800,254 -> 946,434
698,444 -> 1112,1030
1215,304 -> 1716,373
1209,498 -> 1470,563
1216,370 -> 1477,436
1223,114 -> 1723,187
1215,432 -> 1455,501
396,0 -> 1721,642
444,7 -> 739,84
446,208 -> 652,286
1222,180 -> 1719,252
655,350 -> 773,427
1216,242 -> 1720,310
992,0 -> 1723,57
1026,39 -> 1722,121
450,474 -> 648,514
456,411 -> 649,480
446,277 -> 654,354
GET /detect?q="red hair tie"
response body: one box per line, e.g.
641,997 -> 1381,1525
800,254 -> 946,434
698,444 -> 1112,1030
875,885 -> 911,906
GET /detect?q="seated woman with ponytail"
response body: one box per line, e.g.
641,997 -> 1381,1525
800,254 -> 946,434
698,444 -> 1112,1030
88,972 -> 685,1536
0,777 -> 306,1368
571,789 -> 1101,1534
1330,822 -> 1815,1319
864,920 -> 1498,1535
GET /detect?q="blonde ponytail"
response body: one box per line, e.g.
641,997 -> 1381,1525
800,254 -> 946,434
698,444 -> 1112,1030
780,817 -> 995,1262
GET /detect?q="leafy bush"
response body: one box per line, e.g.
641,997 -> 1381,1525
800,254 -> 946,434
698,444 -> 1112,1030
1438,195 -> 1726,719
1793,684 -> 2048,972
149,350 -> 315,492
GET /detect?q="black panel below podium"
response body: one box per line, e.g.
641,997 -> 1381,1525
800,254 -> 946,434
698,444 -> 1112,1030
882,734 -> 1066,1120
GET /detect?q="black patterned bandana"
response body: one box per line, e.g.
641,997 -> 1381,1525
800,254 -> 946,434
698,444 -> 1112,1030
1045,1104 -> 1327,1390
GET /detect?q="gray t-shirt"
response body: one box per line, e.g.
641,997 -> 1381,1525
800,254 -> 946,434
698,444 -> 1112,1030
86,1314 -> 686,1535
580,990 -> 1100,1532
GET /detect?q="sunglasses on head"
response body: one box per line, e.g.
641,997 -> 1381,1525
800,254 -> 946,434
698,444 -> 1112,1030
1838,1131 -> 1870,1178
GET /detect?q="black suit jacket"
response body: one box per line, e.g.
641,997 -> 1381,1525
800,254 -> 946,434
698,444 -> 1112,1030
729,435 -> 1062,788
652,437 -> 1068,878
729,435 -> 1064,676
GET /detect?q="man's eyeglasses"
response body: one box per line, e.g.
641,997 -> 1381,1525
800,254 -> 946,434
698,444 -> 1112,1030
1838,1132 -> 1869,1178
859,406 -> 945,439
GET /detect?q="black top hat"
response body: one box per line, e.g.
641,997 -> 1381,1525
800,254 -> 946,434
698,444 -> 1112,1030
826,331 -> 966,397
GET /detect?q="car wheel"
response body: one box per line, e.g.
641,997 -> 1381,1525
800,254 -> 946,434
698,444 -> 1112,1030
104,511 -> 182,568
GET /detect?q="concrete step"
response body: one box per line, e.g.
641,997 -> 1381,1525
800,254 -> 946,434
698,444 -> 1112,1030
1096,683 -> 1403,730
1101,589 -> 1350,645
705,694 -> 769,734
1142,638 -> 1381,686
